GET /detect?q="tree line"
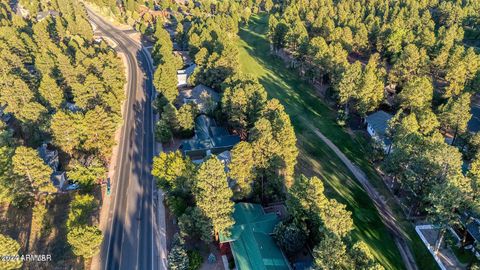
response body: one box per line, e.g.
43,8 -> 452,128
266,0 -> 480,257
0,0 -> 125,267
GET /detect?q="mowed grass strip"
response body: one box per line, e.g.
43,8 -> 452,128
236,14 -> 437,270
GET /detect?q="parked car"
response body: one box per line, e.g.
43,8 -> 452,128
106,177 -> 111,195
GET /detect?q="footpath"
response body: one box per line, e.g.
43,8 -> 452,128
302,119 -> 419,270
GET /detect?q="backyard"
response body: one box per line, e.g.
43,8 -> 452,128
236,14 -> 438,270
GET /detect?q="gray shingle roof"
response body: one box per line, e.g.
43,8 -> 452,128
366,110 -> 393,137
181,115 -> 240,157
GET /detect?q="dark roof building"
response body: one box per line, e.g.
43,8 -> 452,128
38,143 -> 59,171
365,110 -> 393,151
181,115 -> 240,159
468,103 -> 480,133
219,203 -> 291,270
51,171 -> 67,190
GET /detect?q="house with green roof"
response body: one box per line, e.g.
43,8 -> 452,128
219,203 -> 291,270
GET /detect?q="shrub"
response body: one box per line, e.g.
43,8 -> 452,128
155,119 -> 173,143
187,250 -> 203,270
166,194 -> 188,217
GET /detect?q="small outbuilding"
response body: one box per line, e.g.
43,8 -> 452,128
177,63 -> 196,87
365,110 -> 393,153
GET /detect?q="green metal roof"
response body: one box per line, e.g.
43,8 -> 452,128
219,203 -> 290,270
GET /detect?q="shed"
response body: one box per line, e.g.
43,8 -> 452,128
177,63 -> 196,87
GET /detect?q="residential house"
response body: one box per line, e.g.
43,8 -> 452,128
177,63 -> 196,87
180,115 -> 240,160
38,143 -> 59,171
51,171 -> 67,190
365,110 -> 393,153
36,10 -> 59,21
219,203 -> 291,270
38,143 -> 69,190
178,84 -> 219,114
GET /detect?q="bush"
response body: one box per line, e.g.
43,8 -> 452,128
187,250 -> 203,270
153,95 -> 169,114
166,194 -> 188,217
155,119 -> 173,143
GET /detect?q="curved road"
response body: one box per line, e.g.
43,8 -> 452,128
86,8 -> 167,270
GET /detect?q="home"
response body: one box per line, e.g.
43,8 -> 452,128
178,84 -> 219,114
38,143 -> 59,171
177,63 -> 196,87
51,171 -> 67,190
180,115 -> 240,160
219,203 -> 291,270
36,10 -> 59,21
365,110 -> 393,153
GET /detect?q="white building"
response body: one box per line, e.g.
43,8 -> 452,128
177,64 -> 196,87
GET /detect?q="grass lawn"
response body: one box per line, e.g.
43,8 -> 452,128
236,14 -> 438,270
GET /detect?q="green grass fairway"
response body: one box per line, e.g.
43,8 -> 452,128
236,14 -> 437,270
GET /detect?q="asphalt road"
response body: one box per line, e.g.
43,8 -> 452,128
86,9 -> 164,270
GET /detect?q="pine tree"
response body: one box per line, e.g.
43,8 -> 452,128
439,93 -> 472,144
337,61 -> 362,109
12,146 -> 55,196
229,142 -> 255,199
261,99 -> 298,187
153,63 -> 178,103
50,111 -> 84,154
38,74 -> 63,110
194,156 -> 234,235
355,54 -> 385,115
67,158 -> 106,188
167,233 -> 189,270
0,233 -> 22,270
67,225 -> 102,258
83,106 -> 119,161
313,233 -> 353,270
178,207 -> 214,243
151,151 -> 194,192
398,76 -> 433,111
221,74 -> 267,131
